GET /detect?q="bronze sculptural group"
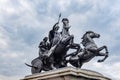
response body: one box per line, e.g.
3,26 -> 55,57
25,14 -> 109,74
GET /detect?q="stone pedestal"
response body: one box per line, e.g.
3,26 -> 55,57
22,67 -> 111,80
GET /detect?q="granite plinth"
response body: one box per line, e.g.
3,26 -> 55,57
22,67 -> 111,80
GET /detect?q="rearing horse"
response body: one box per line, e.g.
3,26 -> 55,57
53,36 -> 80,68
52,23 -> 80,68
66,31 -> 109,68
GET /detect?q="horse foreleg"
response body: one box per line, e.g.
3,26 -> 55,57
104,46 -> 109,53
77,58 -> 83,68
69,43 -> 81,55
97,52 -> 107,56
97,52 -> 108,62
97,45 -> 109,53
97,46 -> 109,62
97,46 -> 105,52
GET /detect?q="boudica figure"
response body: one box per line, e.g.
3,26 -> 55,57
26,14 -> 109,74
48,22 -> 60,48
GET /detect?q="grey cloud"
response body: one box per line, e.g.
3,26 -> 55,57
0,0 -> 120,80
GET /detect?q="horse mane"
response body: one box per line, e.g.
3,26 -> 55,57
81,31 -> 94,46
81,31 -> 94,39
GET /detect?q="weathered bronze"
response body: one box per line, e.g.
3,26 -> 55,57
65,31 -> 109,68
25,14 -> 109,74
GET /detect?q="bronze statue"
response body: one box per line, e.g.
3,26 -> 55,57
25,37 -> 54,74
26,14 -> 109,74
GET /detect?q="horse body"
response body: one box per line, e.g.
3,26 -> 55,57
53,35 -> 74,68
68,31 -> 109,68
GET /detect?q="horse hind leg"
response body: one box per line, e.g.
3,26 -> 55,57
78,62 -> 82,68
31,59 -> 43,74
31,67 -> 41,74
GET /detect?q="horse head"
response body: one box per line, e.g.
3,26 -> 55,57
81,31 -> 100,47
82,31 -> 100,39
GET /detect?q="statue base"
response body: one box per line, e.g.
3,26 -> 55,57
21,67 -> 110,80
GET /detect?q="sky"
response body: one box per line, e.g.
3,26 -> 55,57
0,0 -> 120,80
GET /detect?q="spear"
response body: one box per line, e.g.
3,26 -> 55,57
47,13 -> 62,57
57,13 -> 61,24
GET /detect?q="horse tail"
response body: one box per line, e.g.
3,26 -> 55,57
25,63 -> 37,69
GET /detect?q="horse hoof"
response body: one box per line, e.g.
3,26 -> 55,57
97,60 -> 103,62
106,51 -> 109,54
106,55 -> 108,57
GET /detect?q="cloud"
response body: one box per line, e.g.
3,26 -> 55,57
0,75 -> 21,80
0,0 -> 120,80
83,56 -> 120,80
